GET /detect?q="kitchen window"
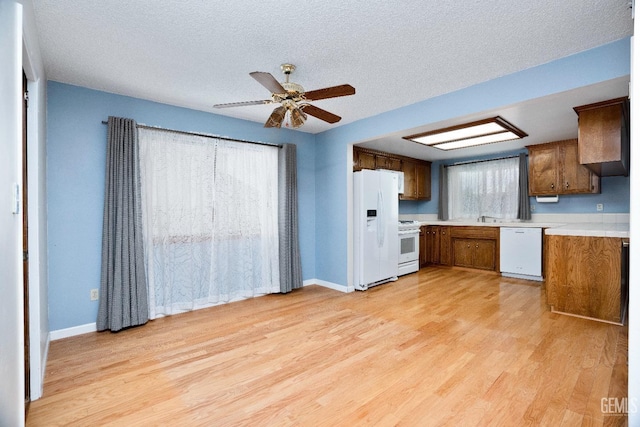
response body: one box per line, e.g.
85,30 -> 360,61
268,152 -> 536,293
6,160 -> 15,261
446,156 -> 520,220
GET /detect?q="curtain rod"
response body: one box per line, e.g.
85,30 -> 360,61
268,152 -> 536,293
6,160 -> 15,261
445,153 -> 526,168
101,120 -> 282,149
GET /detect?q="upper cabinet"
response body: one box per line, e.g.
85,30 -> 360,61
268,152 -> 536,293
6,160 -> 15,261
353,147 -> 402,172
574,97 -> 630,177
527,139 -> 600,196
353,146 -> 431,200
353,149 -> 376,171
399,159 -> 432,200
376,155 -> 402,171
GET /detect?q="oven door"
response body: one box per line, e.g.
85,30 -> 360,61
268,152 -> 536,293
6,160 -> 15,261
398,230 -> 419,263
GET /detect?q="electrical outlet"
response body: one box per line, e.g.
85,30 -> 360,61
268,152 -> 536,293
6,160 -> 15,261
90,288 -> 99,301
596,203 -> 604,212
530,205 -> 536,212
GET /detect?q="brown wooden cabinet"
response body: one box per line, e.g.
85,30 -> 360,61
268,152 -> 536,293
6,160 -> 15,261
420,225 -> 450,267
574,97 -> 630,177
419,226 -> 428,267
353,146 -> 431,200
353,147 -> 403,172
545,234 -> 624,323
527,139 -> 600,196
353,149 -> 376,171
426,226 -> 439,265
416,162 -> 430,199
403,160 -> 417,200
375,155 -> 402,171
400,160 -> 431,201
452,239 -> 496,271
450,226 -> 499,272
421,225 -> 498,272
438,226 -> 451,266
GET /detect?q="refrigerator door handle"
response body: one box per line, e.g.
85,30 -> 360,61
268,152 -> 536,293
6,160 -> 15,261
377,189 -> 385,247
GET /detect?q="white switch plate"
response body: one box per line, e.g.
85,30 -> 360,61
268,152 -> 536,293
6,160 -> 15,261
90,289 -> 99,301
596,203 -> 604,211
12,183 -> 20,214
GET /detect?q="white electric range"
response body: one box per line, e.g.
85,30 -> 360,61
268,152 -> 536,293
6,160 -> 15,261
398,220 -> 420,276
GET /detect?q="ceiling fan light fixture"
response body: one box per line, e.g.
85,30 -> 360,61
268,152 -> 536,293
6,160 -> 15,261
265,106 -> 286,128
403,117 -> 527,150
290,107 -> 307,128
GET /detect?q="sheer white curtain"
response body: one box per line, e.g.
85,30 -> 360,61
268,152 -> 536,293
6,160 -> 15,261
138,128 -> 279,318
447,157 -> 520,220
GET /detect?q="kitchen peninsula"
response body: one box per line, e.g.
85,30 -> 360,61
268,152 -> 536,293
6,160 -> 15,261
544,222 -> 629,325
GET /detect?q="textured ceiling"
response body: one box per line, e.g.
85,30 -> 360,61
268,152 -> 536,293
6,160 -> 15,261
32,0 -> 632,140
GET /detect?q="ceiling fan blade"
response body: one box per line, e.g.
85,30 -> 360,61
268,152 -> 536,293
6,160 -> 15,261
301,104 -> 342,124
264,106 -> 286,128
213,99 -> 271,108
303,84 -> 355,101
250,71 -> 287,94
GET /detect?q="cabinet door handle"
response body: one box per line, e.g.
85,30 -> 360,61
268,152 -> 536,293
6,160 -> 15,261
565,182 -> 569,188
551,183 -> 555,189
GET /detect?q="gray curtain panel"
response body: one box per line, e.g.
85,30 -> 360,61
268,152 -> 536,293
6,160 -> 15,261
278,144 -> 303,293
97,116 -> 149,332
437,164 -> 448,220
517,153 -> 532,220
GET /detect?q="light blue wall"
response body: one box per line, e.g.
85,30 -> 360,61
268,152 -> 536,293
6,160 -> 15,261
314,38 -> 630,287
47,82 -> 316,330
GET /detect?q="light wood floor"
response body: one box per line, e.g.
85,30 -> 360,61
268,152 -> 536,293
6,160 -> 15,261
27,267 -> 628,426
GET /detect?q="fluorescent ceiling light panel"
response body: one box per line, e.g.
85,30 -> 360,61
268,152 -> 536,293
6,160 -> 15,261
403,117 -> 527,150
411,122 -> 505,145
434,131 -> 522,150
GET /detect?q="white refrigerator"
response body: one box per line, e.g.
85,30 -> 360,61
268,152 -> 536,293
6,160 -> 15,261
353,169 -> 399,290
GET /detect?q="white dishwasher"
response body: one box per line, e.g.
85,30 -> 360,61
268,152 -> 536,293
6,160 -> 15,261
499,227 -> 543,281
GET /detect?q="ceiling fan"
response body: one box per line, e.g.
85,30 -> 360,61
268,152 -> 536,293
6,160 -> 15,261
213,64 -> 356,129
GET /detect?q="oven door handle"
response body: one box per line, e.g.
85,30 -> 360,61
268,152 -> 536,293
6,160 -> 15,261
398,230 -> 420,235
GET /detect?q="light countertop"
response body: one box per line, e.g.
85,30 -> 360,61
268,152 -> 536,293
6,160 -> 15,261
417,220 -> 560,229
409,216 -> 630,239
543,222 -> 629,238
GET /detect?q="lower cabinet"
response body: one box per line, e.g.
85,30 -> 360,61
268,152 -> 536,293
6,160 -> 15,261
545,234 -> 624,323
419,225 -> 499,272
419,226 -> 428,267
452,239 -> 496,271
426,226 -> 439,264
420,225 -> 451,267
450,226 -> 499,272
439,227 -> 451,266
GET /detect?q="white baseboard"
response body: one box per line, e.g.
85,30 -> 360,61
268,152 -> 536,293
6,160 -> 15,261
303,278 -> 353,293
50,322 -> 97,341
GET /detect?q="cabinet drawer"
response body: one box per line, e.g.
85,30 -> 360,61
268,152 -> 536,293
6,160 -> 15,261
449,226 -> 499,240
